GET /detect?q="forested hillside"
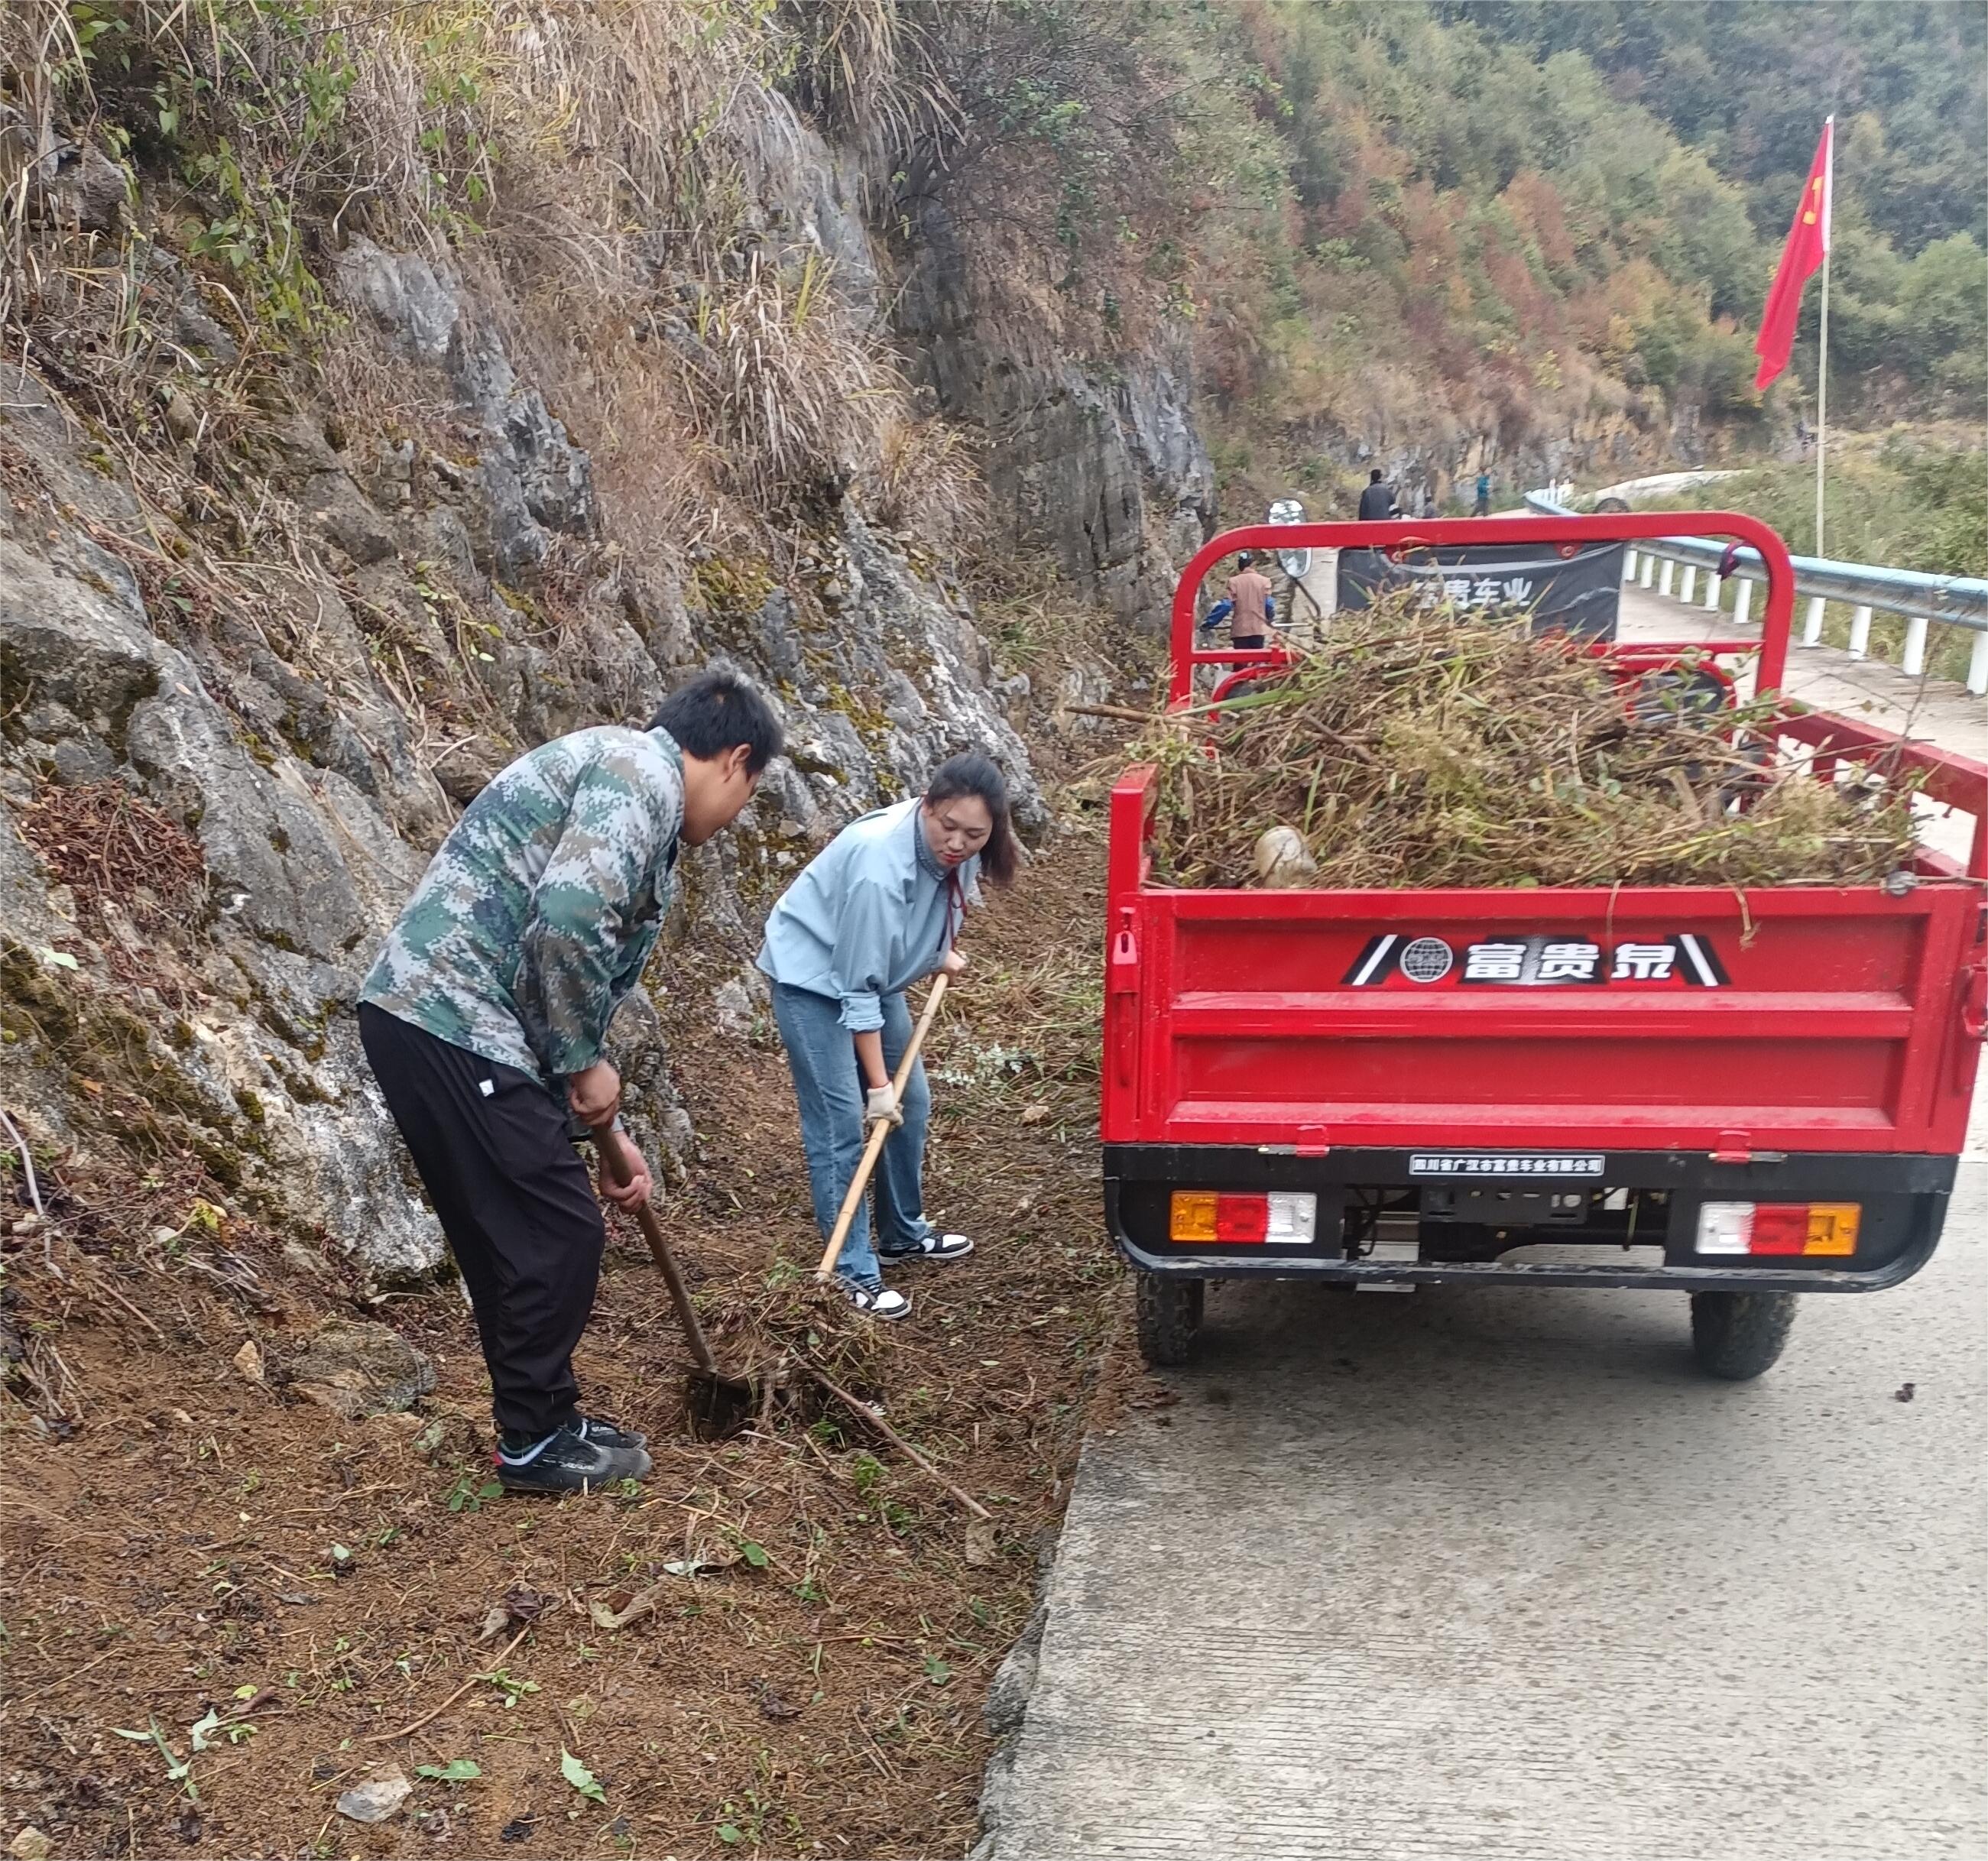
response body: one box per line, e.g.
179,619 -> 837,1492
1448,2 -> 1988,400
1176,0 -> 1986,511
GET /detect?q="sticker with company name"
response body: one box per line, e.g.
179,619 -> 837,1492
1344,932 -> 1727,989
1409,1153 -> 1605,1178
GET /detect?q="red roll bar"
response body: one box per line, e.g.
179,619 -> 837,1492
1169,514 -> 1796,708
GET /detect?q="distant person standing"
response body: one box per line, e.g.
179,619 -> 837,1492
1227,552 -> 1274,650
1474,468 -> 1492,517
1357,468 -> 1397,521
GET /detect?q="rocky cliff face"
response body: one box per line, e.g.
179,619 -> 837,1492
898,201 -> 1215,627
0,121 -> 1179,1278
1276,381 -> 1773,517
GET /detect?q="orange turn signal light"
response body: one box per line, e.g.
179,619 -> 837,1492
1799,1202 -> 1860,1256
1170,1191 -> 1219,1242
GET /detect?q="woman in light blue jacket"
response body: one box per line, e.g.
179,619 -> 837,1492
758,755 -> 1017,1318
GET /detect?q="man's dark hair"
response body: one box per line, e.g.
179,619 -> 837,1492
1370,468 -> 1383,483
926,753 -> 1018,886
1236,550 -> 1253,569
650,669 -> 783,773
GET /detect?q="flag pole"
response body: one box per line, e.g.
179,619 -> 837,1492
1814,115 -> 1834,559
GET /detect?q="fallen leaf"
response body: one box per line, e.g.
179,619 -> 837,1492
336,1769 -> 412,1824
231,1340 -> 264,1385
481,1584 -> 556,1640
964,1519 -> 997,1567
757,1688 -> 802,1722
559,1747 -> 606,1805
415,1758 -> 481,1783
1019,1104 -> 1050,1125
588,1586 -> 662,1632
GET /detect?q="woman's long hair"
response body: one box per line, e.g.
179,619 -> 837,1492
925,754 -> 1018,885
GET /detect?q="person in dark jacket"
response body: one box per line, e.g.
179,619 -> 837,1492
1357,469 -> 1397,521
358,669 -> 783,1493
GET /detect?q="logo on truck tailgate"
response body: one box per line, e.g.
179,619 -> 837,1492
1344,932 -> 1727,988
1409,1154 -> 1605,1178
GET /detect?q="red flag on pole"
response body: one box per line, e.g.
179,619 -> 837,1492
1753,121 -> 1834,392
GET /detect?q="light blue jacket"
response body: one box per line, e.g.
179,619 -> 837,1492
757,798 -> 978,1032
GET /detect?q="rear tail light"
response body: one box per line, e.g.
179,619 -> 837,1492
1696,1201 -> 1859,1258
1170,1191 -> 1316,1246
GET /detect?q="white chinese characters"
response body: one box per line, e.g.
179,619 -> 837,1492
1536,939 -> 1600,982
1610,942 -> 1678,981
1462,940 -> 1528,982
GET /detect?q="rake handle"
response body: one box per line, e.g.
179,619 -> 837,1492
815,972 -> 950,1283
597,1120 -> 720,1378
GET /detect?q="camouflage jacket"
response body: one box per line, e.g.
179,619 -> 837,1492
359,727 -> 684,1087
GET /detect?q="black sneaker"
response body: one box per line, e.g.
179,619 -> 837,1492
879,1230 -> 974,1264
578,1415 -> 647,1453
494,1424 -> 652,1494
840,1280 -> 912,1320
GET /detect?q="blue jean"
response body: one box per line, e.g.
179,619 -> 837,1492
770,981 -> 934,1289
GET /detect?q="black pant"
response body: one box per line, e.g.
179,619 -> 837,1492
358,1003 -> 604,1441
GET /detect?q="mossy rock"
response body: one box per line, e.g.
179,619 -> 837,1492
690,553 -> 776,617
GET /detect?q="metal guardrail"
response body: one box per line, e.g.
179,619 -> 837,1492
1525,490 -> 1988,695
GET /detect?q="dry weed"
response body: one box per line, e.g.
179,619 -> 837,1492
1133,596 -> 1922,891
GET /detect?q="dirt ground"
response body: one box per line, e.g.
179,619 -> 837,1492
0,776 -> 1138,1860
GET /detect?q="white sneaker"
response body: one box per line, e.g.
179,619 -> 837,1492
842,1282 -> 912,1321
880,1232 -> 974,1264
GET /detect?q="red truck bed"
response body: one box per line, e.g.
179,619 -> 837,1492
1102,516 -> 1984,1370
1103,807 -> 1982,1158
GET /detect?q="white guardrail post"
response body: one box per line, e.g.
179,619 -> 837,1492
1526,490 -> 1988,696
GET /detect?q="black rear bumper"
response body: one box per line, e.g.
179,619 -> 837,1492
1104,1144 -> 1956,1292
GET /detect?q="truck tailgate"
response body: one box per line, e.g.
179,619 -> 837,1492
1103,786 -> 1982,1159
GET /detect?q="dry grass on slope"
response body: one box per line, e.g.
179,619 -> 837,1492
2,0 -> 984,555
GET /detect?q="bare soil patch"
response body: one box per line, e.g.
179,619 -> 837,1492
0,806 -> 1125,1860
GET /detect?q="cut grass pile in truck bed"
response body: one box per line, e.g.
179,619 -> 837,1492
1135,597 -> 1922,891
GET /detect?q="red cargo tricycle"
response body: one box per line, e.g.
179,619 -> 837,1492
1103,515 -> 1986,1377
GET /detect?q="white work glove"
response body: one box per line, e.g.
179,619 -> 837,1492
864,1084 -> 903,1129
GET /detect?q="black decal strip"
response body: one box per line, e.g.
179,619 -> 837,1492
1349,934 -> 1397,987
1676,933 -> 1726,987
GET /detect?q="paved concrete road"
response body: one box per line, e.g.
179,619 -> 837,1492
985,1166 -> 1986,1861
1614,582 -> 1986,764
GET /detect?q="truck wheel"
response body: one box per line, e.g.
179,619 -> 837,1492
1135,1273 -> 1204,1367
1690,1289 -> 1797,1380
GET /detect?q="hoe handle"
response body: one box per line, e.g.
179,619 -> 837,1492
598,1123 -> 719,1377
815,974 -> 950,1283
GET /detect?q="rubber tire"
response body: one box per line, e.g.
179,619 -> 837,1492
1134,1273 -> 1205,1367
1690,1289 -> 1798,1380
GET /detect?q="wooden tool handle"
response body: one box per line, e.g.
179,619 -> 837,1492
597,1121 -> 719,1377
815,972 -> 950,1283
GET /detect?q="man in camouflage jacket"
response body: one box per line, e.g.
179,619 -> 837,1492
358,669 -> 782,1493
